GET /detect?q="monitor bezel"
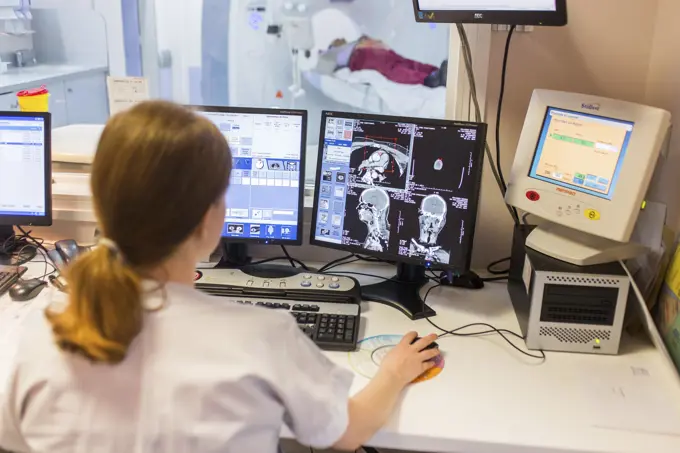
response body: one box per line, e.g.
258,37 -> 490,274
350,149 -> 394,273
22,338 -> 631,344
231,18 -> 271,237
190,105 -> 308,246
310,110 -> 487,274
504,89 -> 672,244
0,111 -> 52,228
412,0 -> 568,26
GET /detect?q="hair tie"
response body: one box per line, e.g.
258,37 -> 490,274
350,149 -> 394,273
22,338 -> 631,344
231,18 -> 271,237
98,238 -> 123,260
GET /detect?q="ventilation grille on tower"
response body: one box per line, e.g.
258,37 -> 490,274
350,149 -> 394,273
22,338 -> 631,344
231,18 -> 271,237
540,284 -> 618,326
545,275 -> 621,286
539,326 -> 611,344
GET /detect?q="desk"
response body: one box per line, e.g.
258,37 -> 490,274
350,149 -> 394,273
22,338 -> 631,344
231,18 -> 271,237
3,261 -> 680,453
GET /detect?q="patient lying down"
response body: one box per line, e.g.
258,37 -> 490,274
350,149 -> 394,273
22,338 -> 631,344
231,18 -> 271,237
317,36 -> 447,88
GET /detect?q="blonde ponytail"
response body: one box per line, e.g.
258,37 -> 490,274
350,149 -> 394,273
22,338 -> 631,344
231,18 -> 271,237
47,246 -> 143,364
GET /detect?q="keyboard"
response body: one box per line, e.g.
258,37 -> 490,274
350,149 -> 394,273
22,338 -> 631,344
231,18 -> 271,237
195,269 -> 362,351
227,297 -> 360,351
0,265 -> 27,298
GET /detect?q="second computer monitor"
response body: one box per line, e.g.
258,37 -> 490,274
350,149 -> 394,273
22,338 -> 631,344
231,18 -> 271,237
194,106 -> 307,245
311,111 -> 487,273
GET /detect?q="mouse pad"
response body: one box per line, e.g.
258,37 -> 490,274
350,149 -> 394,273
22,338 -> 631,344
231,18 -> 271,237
348,335 -> 444,384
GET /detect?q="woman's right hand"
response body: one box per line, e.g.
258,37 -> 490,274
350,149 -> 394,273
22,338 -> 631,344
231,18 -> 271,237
378,332 -> 440,387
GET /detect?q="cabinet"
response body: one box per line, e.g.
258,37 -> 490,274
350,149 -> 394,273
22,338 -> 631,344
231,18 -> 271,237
64,74 -> 109,125
0,71 -> 108,127
0,92 -> 19,111
44,81 -> 67,128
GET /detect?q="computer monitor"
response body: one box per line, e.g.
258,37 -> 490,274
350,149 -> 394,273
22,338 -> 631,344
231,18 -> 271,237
412,0 -> 568,26
0,112 -> 52,261
311,111 -> 487,319
193,106 -> 307,251
505,89 -> 671,266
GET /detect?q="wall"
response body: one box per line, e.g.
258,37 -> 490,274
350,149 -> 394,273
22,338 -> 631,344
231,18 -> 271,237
645,0 -> 680,232
475,0 -> 662,268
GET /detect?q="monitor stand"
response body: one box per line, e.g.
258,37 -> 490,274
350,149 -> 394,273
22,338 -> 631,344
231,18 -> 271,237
527,223 -> 647,266
216,242 -> 304,279
361,263 -> 436,320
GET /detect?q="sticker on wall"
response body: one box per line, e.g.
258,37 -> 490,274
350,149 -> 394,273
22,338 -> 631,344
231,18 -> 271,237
348,335 -> 445,383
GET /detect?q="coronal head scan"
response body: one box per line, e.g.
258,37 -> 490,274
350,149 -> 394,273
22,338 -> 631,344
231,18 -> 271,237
410,194 -> 450,263
357,188 -> 391,252
354,139 -> 409,186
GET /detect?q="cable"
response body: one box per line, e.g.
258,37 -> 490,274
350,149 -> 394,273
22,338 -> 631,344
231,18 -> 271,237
421,282 -> 545,361
456,24 -> 520,225
486,256 -> 510,275
15,226 -> 50,254
280,245 -> 296,268
248,256 -> 308,269
481,275 -> 508,282
496,25 -> 519,222
496,25 -> 515,193
322,270 -> 403,283
319,254 -> 356,273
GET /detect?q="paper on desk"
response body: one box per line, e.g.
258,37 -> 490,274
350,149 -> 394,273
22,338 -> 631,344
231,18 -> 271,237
582,364 -> 680,437
107,77 -> 150,116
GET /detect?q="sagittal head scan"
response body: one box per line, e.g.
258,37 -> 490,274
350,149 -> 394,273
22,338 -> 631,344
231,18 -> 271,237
314,113 -> 483,269
357,188 -> 390,252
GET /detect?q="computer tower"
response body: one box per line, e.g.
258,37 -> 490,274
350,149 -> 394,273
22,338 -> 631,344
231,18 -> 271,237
508,225 -> 630,355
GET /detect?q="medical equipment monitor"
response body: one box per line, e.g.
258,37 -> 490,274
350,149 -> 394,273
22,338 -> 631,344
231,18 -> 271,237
505,90 -> 671,266
194,106 -> 307,245
413,0 -> 567,26
0,112 -> 52,254
311,111 -> 487,318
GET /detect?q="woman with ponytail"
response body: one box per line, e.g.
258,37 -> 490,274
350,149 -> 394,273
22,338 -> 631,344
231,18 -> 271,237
0,101 -> 439,453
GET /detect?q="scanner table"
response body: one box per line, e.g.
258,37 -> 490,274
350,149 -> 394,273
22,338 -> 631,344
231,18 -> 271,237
2,261 -> 680,453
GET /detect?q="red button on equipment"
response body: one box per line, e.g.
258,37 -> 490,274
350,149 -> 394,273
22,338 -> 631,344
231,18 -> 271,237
526,190 -> 540,202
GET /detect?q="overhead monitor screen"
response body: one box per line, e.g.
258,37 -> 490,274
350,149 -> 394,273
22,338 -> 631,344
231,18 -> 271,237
529,107 -> 634,200
417,0 -> 557,11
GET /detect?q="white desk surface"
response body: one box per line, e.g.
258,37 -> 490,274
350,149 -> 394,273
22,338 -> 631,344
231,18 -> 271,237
2,261 -> 680,453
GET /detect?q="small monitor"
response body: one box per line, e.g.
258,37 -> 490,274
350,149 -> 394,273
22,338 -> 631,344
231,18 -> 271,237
506,90 -> 671,265
194,106 -> 307,245
311,111 -> 486,271
412,0 -> 567,26
0,112 -> 52,229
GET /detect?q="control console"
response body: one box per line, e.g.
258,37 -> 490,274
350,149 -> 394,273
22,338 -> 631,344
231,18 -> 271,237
194,268 -> 359,303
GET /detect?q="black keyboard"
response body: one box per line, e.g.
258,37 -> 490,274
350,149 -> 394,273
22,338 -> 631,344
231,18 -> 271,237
0,265 -> 27,297
230,298 -> 360,351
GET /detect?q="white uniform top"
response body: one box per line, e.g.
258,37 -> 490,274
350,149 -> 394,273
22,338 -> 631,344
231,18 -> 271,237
0,283 -> 354,453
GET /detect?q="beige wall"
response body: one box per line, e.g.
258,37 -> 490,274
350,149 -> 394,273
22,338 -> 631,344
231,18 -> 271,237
473,0 -> 679,268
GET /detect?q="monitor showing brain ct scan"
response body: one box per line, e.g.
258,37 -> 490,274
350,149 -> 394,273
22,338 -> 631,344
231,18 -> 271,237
311,111 -> 487,271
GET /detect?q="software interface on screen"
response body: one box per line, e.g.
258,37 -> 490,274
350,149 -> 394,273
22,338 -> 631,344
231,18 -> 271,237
314,115 -> 482,266
529,107 -> 634,200
199,111 -> 303,241
418,0 -> 556,11
0,116 -> 47,218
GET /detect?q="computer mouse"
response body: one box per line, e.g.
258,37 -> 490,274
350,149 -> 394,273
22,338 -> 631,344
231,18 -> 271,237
411,337 -> 439,351
9,278 -> 47,302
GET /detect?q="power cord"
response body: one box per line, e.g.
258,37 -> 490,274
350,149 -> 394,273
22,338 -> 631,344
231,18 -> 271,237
487,256 -> 511,275
280,245 -> 310,270
422,280 -> 545,361
456,24 -> 519,225
496,25 -> 519,222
